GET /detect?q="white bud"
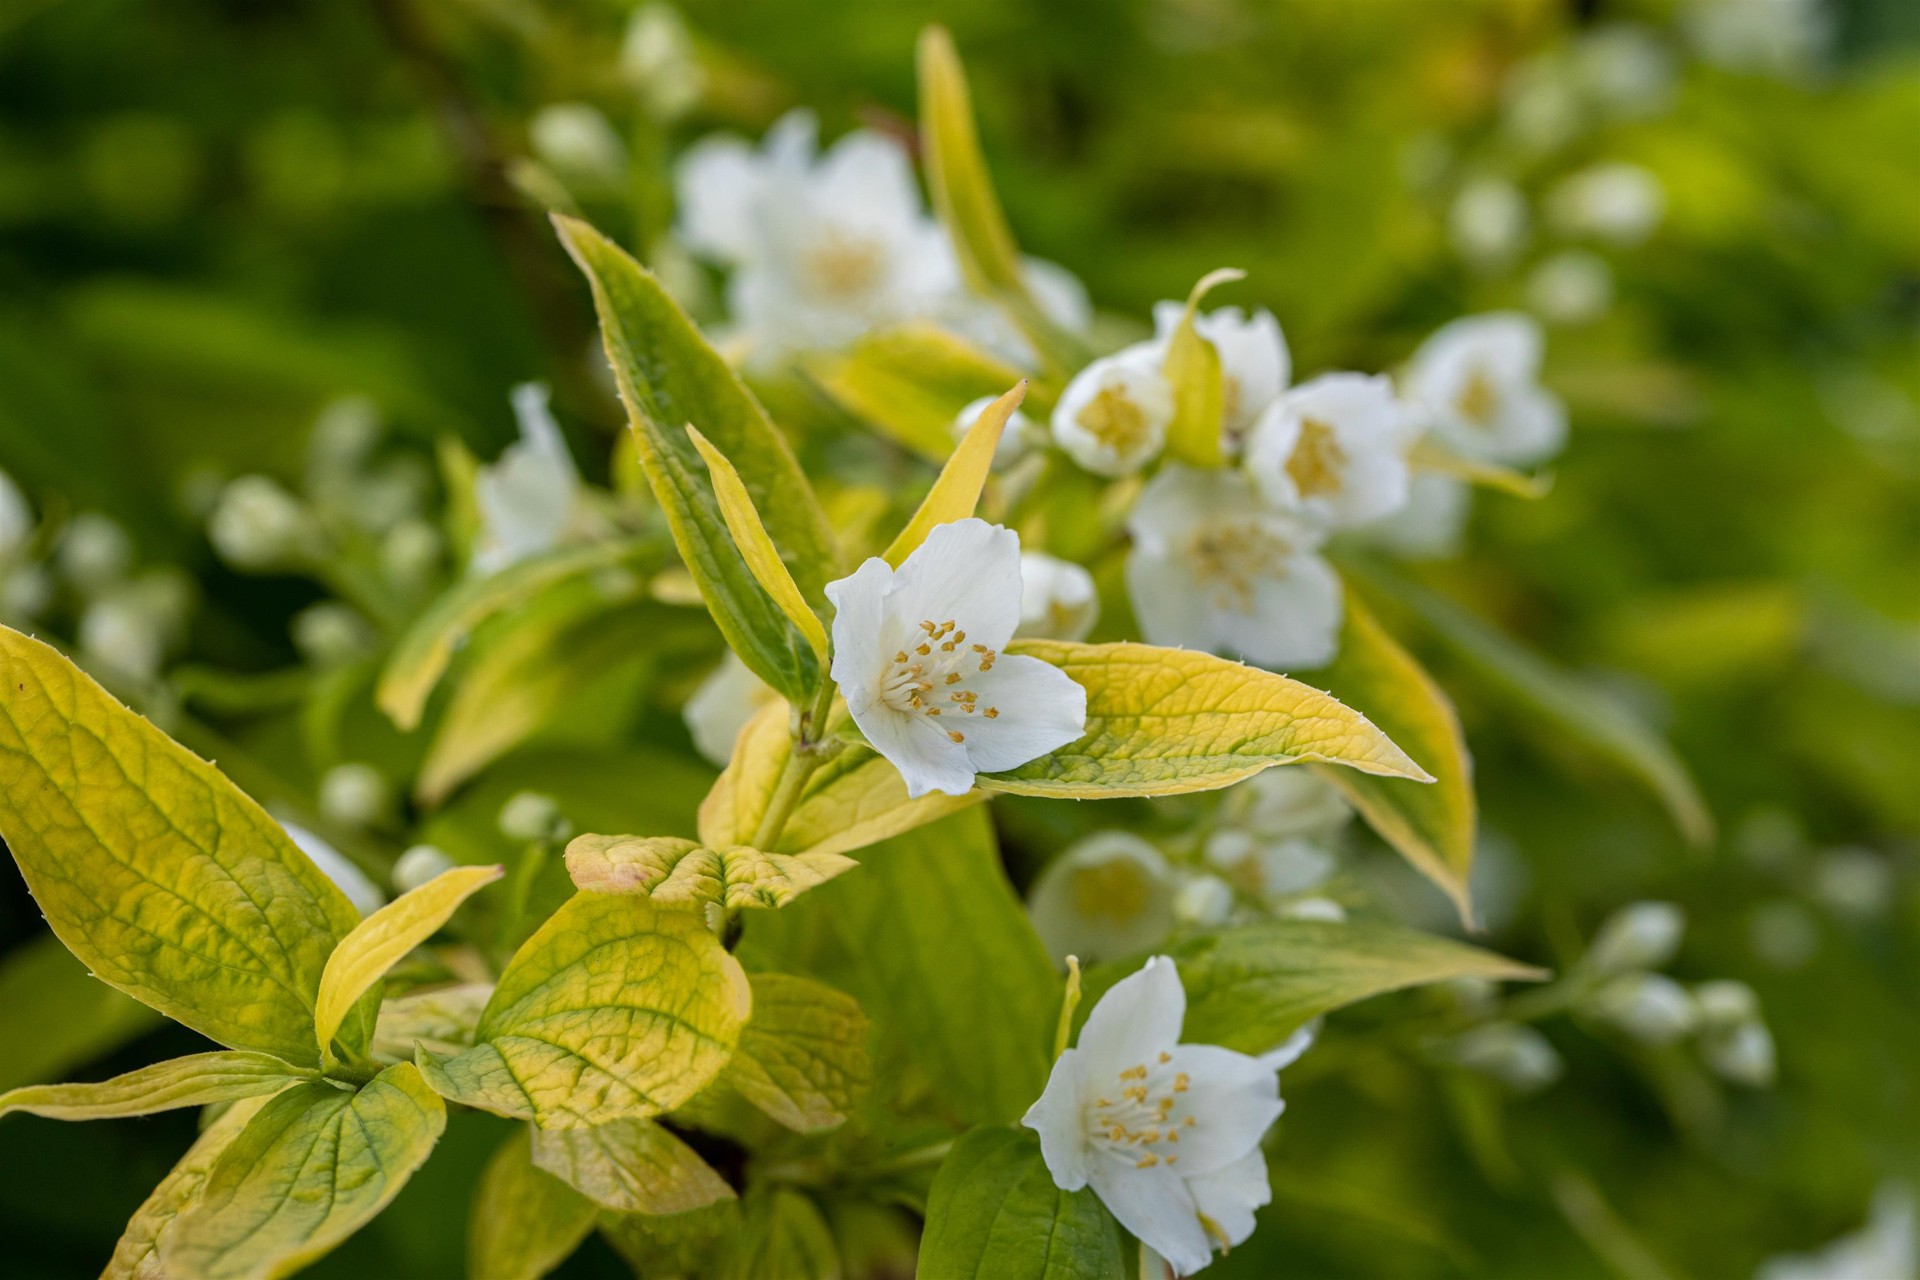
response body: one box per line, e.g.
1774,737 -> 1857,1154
78,595 -> 164,683
319,762 -> 391,829
282,820 -> 385,916
307,395 -> 381,480
1591,972 -> 1699,1045
622,4 -> 704,120
1173,874 -> 1235,928
1228,767 -> 1353,842
954,396 -> 1043,471
1692,979 -> 1761,1031
500,790 -> 568,843
1703,1019 -> 1776,1088
1028,832 -> 1175,965
1586,900 -> 1685,974
1526,251 -> 1614,326
684,653 -> 777,767
1277,896 -> 1347,923
0,565 -> 52,621
292,603 -> 374,668
1813,846 -> 1895,920
530,104 -> 627,191
1448,1022 -> 1563,1094
393,844 -> 457,895
1016,552 -> 1099,642
381,518 -> 444,592
0,467 -> 34,559
209,476 -> 314,570
1448,178 -> 1529,269
1546,163 -> 1665,246
57,512 -> 132,592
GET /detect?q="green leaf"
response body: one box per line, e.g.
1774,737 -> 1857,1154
1162,268 -> 1245,467
469,1129 -> 597,1280
0,1050 -> 305,1121
1084,919 -> 1545,1055
918,1126 -> 1125,1280
416,893 -> 750,1129
719,1188 -> 842,1280
741,809 -> 1058,1126
1367,568 -> 1713,846
553,215 -> 838,704
161,1061 -> 447,1280
980,640 -> 1432,798
0,625 -> 360,1066
378,539 -> 659,732
102,1094 -> 273,1280
883,381 -> 1028,566
313,864 -> 502,1064
804,323 -> 1035,462
0,933 -> 161,1093
724,973 -> 870,1134
599,1202 -> 740,1277
532,1116 -> 735,1214
563,834 -> 854,910
1305,593 -> 1477,924
1409,437 -> 1553,499
370,981 -> 491,1064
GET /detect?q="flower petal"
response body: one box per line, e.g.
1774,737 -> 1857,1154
959,653 -> 1086,774
1089,1161 -> 1213,1276
1217,549 -> 1343,670
856,698 -> 976,798
1021,1047 -> 1093,1192
1077,955 -> 1184,1071
825,556 -> 898,719
1158,1044 -> 1284,1176
1184,1148 -> 1272,1253
885,518 -> 1023,649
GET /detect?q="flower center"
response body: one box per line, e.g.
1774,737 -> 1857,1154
1456,366 -> 1500,428
878,618 -> 1001,743
802,233 -> 887,301
1285,417 -> 1347,499
1183,520 -> 1292,612
1068,859 -> 1152,923
1088,1053 -> 1195,1170
1076,385 -> 1153,456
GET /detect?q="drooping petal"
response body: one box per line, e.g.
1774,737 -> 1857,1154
1217,549 -> 1343,670
1089,1161 -> 1213,1277
816,130 -> 926,242
884,518 -> 1024,650
1259,1019 -> 1320,1072
826,556 -> 898,719
1077,955 -> 1185,1072
1021,1048 -> 1094,1192
856,697 -> 977,798
673,135 -> 766,264
957,653 -> 1086,774
1183,1148 -> 1273,1254
1156,1044 -> 1283,1176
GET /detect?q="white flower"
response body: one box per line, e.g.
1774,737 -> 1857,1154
1355,472 -> 1471,560
1028,832 -> 1177,965
826,519 -> 1087,798
1173,874 -> 1236,928
393,844 -> 457,895
1813,846 -> 1895,920
1277,896 -> 1347,922
77,572 -> 192,683
1693,979 -> 1761,1029
0,467 -> 33,560
1757,1183 -> 1917,1280
1448,177 -> 1529,269
292,602 -> 374,668
1017,551 -> 1099,642
1244,373 -> 1415,529
1546,162 -> 1665,245
1150,302 -> 1291,444
319,762 -> 391,829
1684,0 -> 1831,77
1585,900 -> 1686,974
1527,250 -> 1615,325
944,256 -> 1095,368
1051,346 -> 1174,477
1403,312 -> 1567,466
499,791 -> 570,843
1572,25 -> 1675,120
684,651 -> 779,766
1205,829 -> 1336,903
620,4 -> 704,121
473,382 -> 581,574
953,395 -> 1046,471
529,103 -> 627,192
674,111 -> 954,364
58,512 -> 133,591
1590,973 -> 1699,1045
1125,465 -> 1342,670
1022,957 -> 1285,1275
1446,1022 -> 1564,1094
283,820 -> 385,917
209,477 -> 314,571
0,565 -> 52,621
1225,767 -> 1352,842
1704,1019 -> 1777,1088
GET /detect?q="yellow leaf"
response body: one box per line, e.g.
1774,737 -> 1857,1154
103,1095 -> 273,1280
688,425 -> 830,668
1162,268 -> 1246,467
724,973 -> 870,1134
415,893 -> 750,1129
0,1050 -> 305,1122
469,1129 -> 597,1280
313,864 -> 502,1064
805,323 -> 1036,462
882,381 -> 1027,567
917,27 -> 1024,298
0,625 -> 359,1067
532,1116 -> 736,1214
564,834 -> 853,910
1409,437 -> 1553,499
978,640 -> 1432,797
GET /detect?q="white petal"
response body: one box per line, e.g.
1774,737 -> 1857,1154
1259,1018 -> 1320,1071
684,653 -> 776,766
1126,542 -> 1225,653
1218,549 -> 1343,670
1077,955 -> 1185,1071
673,135 -> 765,263
1024,256 -> 1092,334
1021,1048 -> 1094,1191
815,130 -> 925,240
885,518 -> 1023,649
857,697 -> 976,798
1089,1163 -> 1213,1277
1157,1044 -> 1284,1175
826,556 -> 898,718
1184,1149 -> 1272,1253
958,653 -> 1086,774
283,821 -> 385,916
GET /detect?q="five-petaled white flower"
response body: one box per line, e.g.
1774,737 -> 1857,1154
1052,346 -> 1175,477
1023,956 -> 1285,1275
1244,372 -> 1415,528
826,519 -> 1087,798
1402,312 -> 1567,467
473,383 -> 582,574
1126,465 -> 1342,670
1150,301 -> 1291,447
1028,832 -> 1176,965
1017,551 -> 1099,642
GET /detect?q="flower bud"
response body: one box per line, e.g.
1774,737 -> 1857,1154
1527,251 -> 1613,326
292,602 -> 374,668
1692,979 -> 1760,1031
0,467 -> 34,560
1591,972 -> 1699,1045
500,790 -> 569,843
622,4 -> 704,120
1812,845 -> 1895,920
209,476 -> 314,571
78,594 -> 164,683
1016,552 -> 1099,643
1702,1020 -> 1776,1088
392,844 -> 457,895
1545,163 -> 1665,246
319,763 -> 391,829
1173,874 -> 1235,928
381,518 -> 444,593
530,104 -> 627,191
1448,178 -> 1529,269
1278,896 -> 1347,923
1585,900 -> 1685,974
1749,899 -> 1820,971
57,512 -> 132,593
0,565 -> 52,621
1448,1022 -> 1563,1094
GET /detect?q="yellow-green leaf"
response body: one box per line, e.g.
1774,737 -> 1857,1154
532,1117 -> 735,1214
718,1188 -> 842,1280
723,973 -> 869,1134
370,981 -> 491,1064
553,215 -> 837,704
1305,593 -> 1477,924
103,1094 -> 273,1280
804,323 -> 1035,462
919,1127 -> 1125,1280
469,1129 -> 597,1280
0,1050 -> 305,1122
689,425 -> 830,667
883,380 -> 1027,567
1410,437 -> 1553,499
1162,267 -> 1245,467
313,864 -> 502,1064
0,625 -> 360,1067
161,1062 -> 447,1280
978,640 -> 1432,798
416,893 -> 750,1129
564,834 -> 853,910
698,699 -> 980,857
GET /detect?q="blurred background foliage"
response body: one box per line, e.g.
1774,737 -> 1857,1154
1,0 -> 1918,1276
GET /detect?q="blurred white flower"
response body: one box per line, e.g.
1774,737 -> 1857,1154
1126,465 -> 1342,670
1149,301 -> 1291,444
292,602 -> 374,668
499,790 -> 569,843
0,467 -> 33,560
1276,896 -> 1347,922
1705,1019 -> 1777,1087
1356,471 -> 1472,560
1029,832 -> 1177,964
1684,0 -> 1832,77
1017,551 -> 1099,642
1403,312 -> 1567,466
1528,250 -> 1615,325
473,382 -> 581,574
1812,846 -> 1895,920
827,519 -> 1086,798
1591,972 -> 1699,1045
1244,373 -> 1415,528
392,844 -> 457,895
78,595 -> 163,683
1449,177 -> 1529,269
621,4 -> 704,120
684,651 -> 779,767
382,518 -> 444,593
945,256 -> 1095,368
1501,55 -> 1586,155
1447,1022 -> 1564,1094
1546,162 -> 1665,246
1228,768 -> 1353,842
1022,956 -> 1284,1275
319,762 -> 391,829
1694,979 -> 1762,1029
952,394 -> 1046,471
209,477 -> 314,572
1586,900 -> 1686,974
283,820 -> 385,916
529,103 -> 627,192
1756,1183 -> 1917,1280
1173,873 -> 1236,928
1051,346 -> 1174,476
1206,829 -> 1337,903
58,511 -> 133,592
1573,25 -> 1676,120
0,564 -> 52,621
